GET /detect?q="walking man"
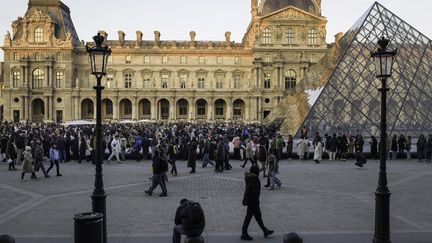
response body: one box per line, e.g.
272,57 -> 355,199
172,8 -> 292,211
145,147 -> 168,197
241,165 -> 273,241
107,134 -> 121,163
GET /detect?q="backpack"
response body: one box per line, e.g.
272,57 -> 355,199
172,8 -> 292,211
181,201 -> 205,237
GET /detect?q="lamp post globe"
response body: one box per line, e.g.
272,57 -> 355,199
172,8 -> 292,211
371,36 -> 397,243
86,32 -> 111,243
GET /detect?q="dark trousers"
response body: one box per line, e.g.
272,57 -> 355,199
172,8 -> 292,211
47,160 -> 60,175
148,173 -> 167,194
242,204 -> 267,234
242,158 -> 256,167
233,148 -> 241,160
215,159 -> 224,172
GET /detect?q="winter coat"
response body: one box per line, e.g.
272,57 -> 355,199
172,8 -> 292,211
187,141 -> 197,168
152,154 -> 168,175
22,150 -> 34,173
297,139 -> 308,156
216,141 -> 225,162
242,172 -> 261,207
245,141 -> 254,159
258,145 -> 267,162
286,137 -> 294,153
313,141 -> 323,161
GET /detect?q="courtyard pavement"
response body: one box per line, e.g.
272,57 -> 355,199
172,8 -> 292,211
0,158 -> 431,243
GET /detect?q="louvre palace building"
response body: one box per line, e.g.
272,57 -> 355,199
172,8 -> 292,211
0,0 -> 328,123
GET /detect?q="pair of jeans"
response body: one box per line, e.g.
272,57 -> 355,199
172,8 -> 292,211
47,160 -> 60,175
107,150 -> 120,162
173,224 -> 185,243
59,149 -> 66,163
269,171 -> 281,189
202,153 -> 214,167
148,173 -> 167,194
35,159 -> 48,177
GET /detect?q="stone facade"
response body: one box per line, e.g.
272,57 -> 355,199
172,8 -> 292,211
1,0 -> 327,123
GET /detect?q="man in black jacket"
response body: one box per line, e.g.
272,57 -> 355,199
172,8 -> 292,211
241,165 -> 273,241
173,199 -> 189,243
145,147 -> 168,197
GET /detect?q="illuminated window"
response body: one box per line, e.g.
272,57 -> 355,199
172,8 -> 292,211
262,28 -> 272,44
308,29 -> 318,45
198,56 -> 205,64
32,68 -> 44,88
56,71 -> 64,88
180,56 -> 187,64
235,56 -> 240,64
34,27 -> 43,43
143,78 -> 150,88
162,56 -> 168,64
125,56 -> 131,64
12,71 -> 20,88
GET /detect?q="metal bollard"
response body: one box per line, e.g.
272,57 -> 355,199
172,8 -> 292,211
185,235 -> 205,243
283,232 -> 303,243
0,234 -> 15,243
74,212 -> 103,243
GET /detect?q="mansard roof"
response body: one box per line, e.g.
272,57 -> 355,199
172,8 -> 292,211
259,0 -> 321,16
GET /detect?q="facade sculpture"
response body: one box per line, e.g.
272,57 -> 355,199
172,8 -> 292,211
1,0 -> 327,123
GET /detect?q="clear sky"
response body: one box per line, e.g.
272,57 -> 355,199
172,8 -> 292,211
0,0 -> 431,60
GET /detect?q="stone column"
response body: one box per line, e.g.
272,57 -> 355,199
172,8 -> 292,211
24,96 -> 29,121
113,96 -> 119,121
208,97 -> 214,121
170,97 -> 176,120
26,65 -> 30,88
246,97 -> 251,121
227,97 -> 233,121
151,97 -> 157,120
46,66 -> 50,87
44,97 -> 49,120
190,97 -> 195,121
132,96 -> 138,120
74,96 -> 79,120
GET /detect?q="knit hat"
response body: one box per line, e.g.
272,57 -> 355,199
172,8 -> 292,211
25,146 -> 31,151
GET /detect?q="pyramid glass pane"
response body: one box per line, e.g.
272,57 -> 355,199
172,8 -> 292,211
297,2 -> 432,138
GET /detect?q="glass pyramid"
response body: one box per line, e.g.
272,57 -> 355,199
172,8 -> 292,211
297,2 -> 432,138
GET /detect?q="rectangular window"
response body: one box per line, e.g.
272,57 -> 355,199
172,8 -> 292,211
180,74 -> 187,89
180,56 -> 187,64
235,56 -> 240,64
161,74 -> 169,88
55,71 -> 63,88
143,78 -> 150,88
216,79 -> 223,89
234,75 -> 241,89
264,73 -> 271,89
217,56 -> 223,64
162,56 -> 168,64
198,56 -> 205,64
12,71 -> 20,88
125,73 -> 132,88
197,104 -> 206,116
198,78 -> 205,89
144,56 -> 150,64
287,28 -> 294,44
106,75 -> 113,89
125,56 -> 131,64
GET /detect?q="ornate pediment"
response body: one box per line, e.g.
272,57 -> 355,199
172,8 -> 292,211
262,6 -> 324,21
25,9 -> 54,24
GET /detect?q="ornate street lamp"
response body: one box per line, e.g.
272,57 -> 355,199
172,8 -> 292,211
371,36 -> 397,243
86,33 -> 111,243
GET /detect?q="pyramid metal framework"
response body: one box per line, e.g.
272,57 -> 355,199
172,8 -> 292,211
297,2 -> 432,138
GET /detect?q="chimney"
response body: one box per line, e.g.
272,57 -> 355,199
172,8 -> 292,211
251,0 -> 258,19
118,31 -> 125,47
136,31 -> 143,47
98,30 -> 108,44
189,31 -> 196,48
154,31 -> 161,48
225,31 -> 232,48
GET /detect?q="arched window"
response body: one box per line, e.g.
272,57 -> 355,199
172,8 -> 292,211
32,68 -> 44,88
308,29 -> 318,45
262,28 -> 272,44
287,28 -> 294,44
285,70 -> 297,90
34,27 -> 43,43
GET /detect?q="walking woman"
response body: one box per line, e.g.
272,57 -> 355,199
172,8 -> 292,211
21,146 -> 37,181
5,137 -> 17,171
313,137 -> 323,164
47,143 -> 62,176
